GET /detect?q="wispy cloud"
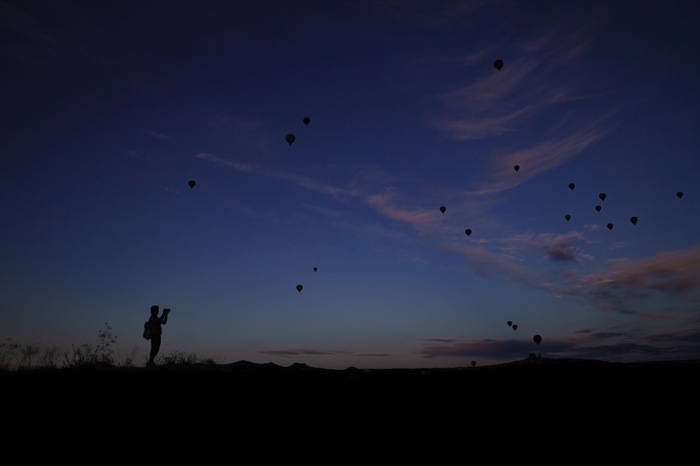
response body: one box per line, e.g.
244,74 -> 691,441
605,248 -> 700,294
491,120 -> 612,181
506,231 -> 593,264
419,337 -> 543,362
195,152 -> 254,173
430,8 -> 606,142
434,120 -> 613,200
259,348 -> 356,357
144,129 -> 170,140
365,191 -> 439,234
553,246 -> 700,316
450,240 -> 548,288
439,225 -> 700,318
197,151 -> 353,198
418,322 -> 700,363
198,122 -> 687,322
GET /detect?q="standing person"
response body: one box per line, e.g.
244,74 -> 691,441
147,305 -> 170,367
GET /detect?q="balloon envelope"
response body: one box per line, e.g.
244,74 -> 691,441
507,321 -> 512,327
285,133 -> 296,145
465,228 -> 472,236
313,267 -> 318,272
599,193 -> 606,201
494,59 -> 504,70
677,191 -> 684,199
303,117 -> 310,125
512,324 -> 518,331
630,216 -> 638,225
607,223 -> 614,230
440,206 -> 446,214
471,361 -> 477,367
565,214 -> 571,221
533,335 -> 542,345
513,165 -> 520,172
296,284 -> 303,293
568,183 -> 575,190
595,205 -> 601,212
188,180 -> 196,189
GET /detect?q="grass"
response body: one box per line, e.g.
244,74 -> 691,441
0,322 -> 216,372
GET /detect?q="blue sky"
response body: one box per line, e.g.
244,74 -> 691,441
2,0 -> 700,369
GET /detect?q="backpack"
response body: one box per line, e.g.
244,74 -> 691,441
143,321 -> 152,340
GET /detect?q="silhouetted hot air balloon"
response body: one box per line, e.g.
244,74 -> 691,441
513,165 -> 520,172
599,193 -> 606,201
285,133 -> 296,145
677,191 -> 684,199
507,321 -> 512,327
607,223 -> 614,230
465,228 -> 472,236
565,214 -> 571,221
471,360 -> 477,367
630,216 -> 638,225
313,266 -> 318,272
494,59 -> 504,71
440,206 -> 446,214
512,324 -> 518,331
303,116 -> 310,125
296,284 -> 303,293
533,335 -> 542,345
595,205 -> 601,212
188,179 -> 196,189
568,183 -> 575,190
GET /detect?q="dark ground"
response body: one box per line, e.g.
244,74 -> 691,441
4,357 -> 698,448
4,357 -> 699,397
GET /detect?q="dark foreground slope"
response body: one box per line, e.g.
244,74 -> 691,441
5,358 -> 698,456
4,357 -> 699,443
4,357 -> 699,397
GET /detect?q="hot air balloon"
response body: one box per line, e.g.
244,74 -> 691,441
507,321 -> 512,327
568,183 -> 575,190
513,165 -> 520,172
599,193 -> 606,201
607,223 -> 614,230
595,205 -> 601,212
285,133 -> 296,145
677,191 -> 684,199
494,59 -> 504,71
465,228 -> 472,236
565,214 -> 571,221
303,117 -> 310,125
188,179 -> 196,189
440,206 -> 446,214
313,266 -> 318,272
512,324 -> 518,331
296,284 -> 303,293
630,216 -> 638,225
533,335 -> 542,345
471,360 -> 477,367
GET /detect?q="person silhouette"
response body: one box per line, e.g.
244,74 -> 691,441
147,305 -> 170,367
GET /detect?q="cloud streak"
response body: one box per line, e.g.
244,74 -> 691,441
418,322 -> 700,363
555,246 -> 700,316
431,7 -> 606,142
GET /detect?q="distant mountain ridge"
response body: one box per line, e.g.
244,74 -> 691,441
215,356 -> 700,373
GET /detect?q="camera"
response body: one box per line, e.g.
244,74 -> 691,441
164,308 -> 171,314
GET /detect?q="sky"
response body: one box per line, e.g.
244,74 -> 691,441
2,0 -> 700,370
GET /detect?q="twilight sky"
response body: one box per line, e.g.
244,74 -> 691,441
2,0 -> 700,369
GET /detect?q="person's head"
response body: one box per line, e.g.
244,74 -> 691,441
150,305 -> 159,315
